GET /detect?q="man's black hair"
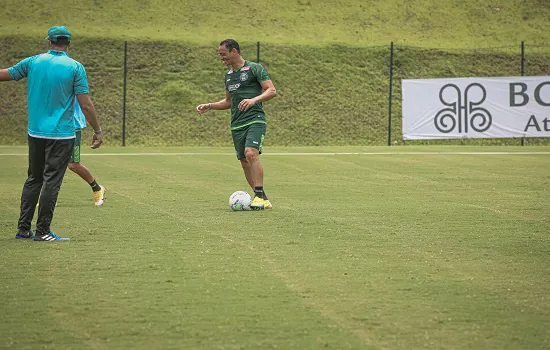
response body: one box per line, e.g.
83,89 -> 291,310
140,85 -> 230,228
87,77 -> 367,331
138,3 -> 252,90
219,39 -> 240,53
52,36 -> 70,46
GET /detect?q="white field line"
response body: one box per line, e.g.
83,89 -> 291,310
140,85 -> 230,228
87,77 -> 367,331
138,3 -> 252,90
1,151 -> 550,156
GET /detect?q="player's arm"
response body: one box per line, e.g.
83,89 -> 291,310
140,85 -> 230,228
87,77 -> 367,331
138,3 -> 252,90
254,80 -> 277,103
74,64 -> 102,149
76,94 -> 103,149
1,56 -> 34,82
0,69 -> 13,81
196,91 -> 232,115
238,80 -> 276,111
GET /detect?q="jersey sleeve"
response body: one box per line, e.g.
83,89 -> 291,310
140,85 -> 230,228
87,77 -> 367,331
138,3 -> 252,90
7,56 -> 36,81
74,63 -> 89,95
74,99 -> 87,129
252,63 -> 270,83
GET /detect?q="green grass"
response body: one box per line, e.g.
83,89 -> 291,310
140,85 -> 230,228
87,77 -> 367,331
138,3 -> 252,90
1,146 -> 549,349
1,39 -> 549,146
1,1 -> 549,146
1,0 -> 549,47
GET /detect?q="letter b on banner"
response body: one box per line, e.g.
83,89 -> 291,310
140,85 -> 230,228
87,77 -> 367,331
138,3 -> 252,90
510,83 -> 528,107
510,81 -> 550,107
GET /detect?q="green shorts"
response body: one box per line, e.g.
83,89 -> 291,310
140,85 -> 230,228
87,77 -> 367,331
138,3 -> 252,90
231,122 -> 267,160
70,130 -> 82,163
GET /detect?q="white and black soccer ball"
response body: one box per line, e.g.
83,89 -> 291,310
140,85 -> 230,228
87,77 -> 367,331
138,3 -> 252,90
229,191 -> 252,211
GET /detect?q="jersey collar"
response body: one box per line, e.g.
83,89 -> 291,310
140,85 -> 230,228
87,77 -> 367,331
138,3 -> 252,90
47,50 -> 69,57
232,60 -> 249,73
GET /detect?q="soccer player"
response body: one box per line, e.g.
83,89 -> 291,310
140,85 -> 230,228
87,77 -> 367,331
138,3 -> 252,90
0,26 -> 103,241
196,39 -> 277,210
68,101 -> 106,206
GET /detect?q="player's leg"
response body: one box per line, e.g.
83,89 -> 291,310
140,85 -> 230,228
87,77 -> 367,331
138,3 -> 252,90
244,123 -> 271,209
16,136 -> 45,239
68,130 -> 105,206
239,158 -> 254,189
241,158 -> 267,195
243,147 -> 265,210
243,148 -> 262,187
233,126 -> 249,183
240,158 -> 273,208
68,162 -> 105,206
34,138 -> 73,241
232,126 -> 265,209
68,162 -> 93,182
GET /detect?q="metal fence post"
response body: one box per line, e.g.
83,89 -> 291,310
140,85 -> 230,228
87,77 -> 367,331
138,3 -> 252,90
122,41 -> 128,147
387,42 -> 394,146
257,41 -> 260,63
521,41 -> 525,76
521,41 -> 525,146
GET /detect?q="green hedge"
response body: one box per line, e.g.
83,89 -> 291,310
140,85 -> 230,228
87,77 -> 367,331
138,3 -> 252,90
1,37 -> 548,146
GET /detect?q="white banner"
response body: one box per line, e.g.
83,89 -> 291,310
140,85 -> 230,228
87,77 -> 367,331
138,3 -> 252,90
402,76 -> 550,140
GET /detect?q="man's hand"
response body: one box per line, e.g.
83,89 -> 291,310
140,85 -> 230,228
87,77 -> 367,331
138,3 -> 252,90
91,133 -> 103,149
196,103 -> 211,115
0,69 -> 14,81
238,98 -> 257,112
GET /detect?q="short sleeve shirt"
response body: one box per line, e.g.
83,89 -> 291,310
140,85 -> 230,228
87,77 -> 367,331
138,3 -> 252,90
8,50 -> 89,139
225,61 -> 271,130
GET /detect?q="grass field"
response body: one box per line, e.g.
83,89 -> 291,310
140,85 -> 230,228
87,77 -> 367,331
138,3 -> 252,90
1,146 -> 549,349
1,1 -> 549,146
1,40 -> 549,146
1,0 -> 549,47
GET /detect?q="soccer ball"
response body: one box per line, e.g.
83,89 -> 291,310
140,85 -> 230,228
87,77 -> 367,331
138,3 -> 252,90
229,191 -> 252,211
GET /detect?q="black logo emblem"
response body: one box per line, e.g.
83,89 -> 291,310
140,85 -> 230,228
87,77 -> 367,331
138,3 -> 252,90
434,83 -> 492,133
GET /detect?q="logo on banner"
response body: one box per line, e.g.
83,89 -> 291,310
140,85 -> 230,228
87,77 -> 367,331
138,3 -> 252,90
434,83 -> 492,133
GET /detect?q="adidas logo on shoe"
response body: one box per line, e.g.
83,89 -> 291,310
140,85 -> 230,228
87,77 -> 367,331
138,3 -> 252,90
33,232 -> 70,241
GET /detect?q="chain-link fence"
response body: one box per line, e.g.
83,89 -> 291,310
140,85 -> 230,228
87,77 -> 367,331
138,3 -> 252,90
0,37 -> 548,146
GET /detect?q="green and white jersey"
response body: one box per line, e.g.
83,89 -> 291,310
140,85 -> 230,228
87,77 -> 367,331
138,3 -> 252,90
225,61 -> 270,130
